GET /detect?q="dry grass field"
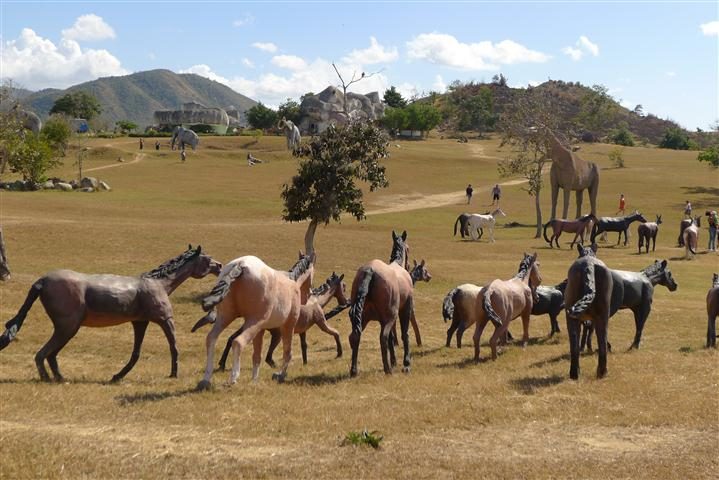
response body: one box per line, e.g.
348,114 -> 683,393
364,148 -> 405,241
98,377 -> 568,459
0,134 -> 717,479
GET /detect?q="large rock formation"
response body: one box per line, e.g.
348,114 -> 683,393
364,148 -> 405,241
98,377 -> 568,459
298,86 -> 385,134
154,102 -> 230,134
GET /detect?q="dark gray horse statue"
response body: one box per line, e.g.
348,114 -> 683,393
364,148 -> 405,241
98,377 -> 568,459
171,126 -> 200,151
591,211 -> 647,247
533,279 -> 568,336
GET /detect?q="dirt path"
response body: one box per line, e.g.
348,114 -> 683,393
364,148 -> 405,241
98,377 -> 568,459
84,153 -> 145,173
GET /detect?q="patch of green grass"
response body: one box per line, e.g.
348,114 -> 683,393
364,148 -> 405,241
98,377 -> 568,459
342,429 -> 384,449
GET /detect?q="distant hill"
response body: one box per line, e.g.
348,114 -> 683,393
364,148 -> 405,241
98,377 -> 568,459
16,69 -> 258,129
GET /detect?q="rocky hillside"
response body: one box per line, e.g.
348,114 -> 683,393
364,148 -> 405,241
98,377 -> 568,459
16,69 -> 257,129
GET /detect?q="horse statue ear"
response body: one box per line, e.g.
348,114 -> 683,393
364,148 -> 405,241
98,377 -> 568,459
298,251 -> 303,259
420,259 -> 425,267
188,244 -> 193,250
401,230 -> 407,241
590,243 -> 598,253
338,273 -> 344,281
661,259 -> 667,268
576,244 -> 583,255
531,252 -> 538,261
413,259 -> 417,267
196,245 -> 202,254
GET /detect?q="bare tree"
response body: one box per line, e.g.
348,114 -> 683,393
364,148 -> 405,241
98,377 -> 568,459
331,63 -> 383,115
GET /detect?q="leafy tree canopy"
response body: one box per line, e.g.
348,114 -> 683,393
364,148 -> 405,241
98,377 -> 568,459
246,102 -> 278,130
383,86 -> 407,108
278,98 -> 302,125
50,91 -> 102,120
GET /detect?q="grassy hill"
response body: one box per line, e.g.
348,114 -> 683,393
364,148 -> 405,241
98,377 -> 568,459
16,69 -> 257,129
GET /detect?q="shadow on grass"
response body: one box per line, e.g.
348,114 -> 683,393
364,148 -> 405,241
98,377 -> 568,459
529,353 -> 571,369
173,292 -> 205,304
436,357 -> 485,369
286,372 -> 349,386
115,386 -> 200,406
411,346 -> 444,358
510,374 -> 565,395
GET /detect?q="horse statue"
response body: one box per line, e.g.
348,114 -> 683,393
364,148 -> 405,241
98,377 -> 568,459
193,252 -> 315,389
278,117 -> 301,151
682,216 -> 700,259
472,253 -> 542,362
580,259 -> 678,352
543,213 -> 596,249
590,211 -> 647,247
453,213 -> 483,239
213,271 -> 349,370
706,273 -> 719,348
466,208 -> 506,242
389,259 -> 432,347
442,284 -> 483,348
533,280 -> 568,337
348,231 -> 425,377
564,244 -> 613,379
0,246 -> 221,382
171,126 -> 200,151
677,216 -> 700,247
637,214 -> 662,254
547,129 -> 600,219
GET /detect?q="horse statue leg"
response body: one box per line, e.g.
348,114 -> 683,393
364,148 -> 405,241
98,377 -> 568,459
575,189 -> 584,219
566,316 -> 582,380
111,321 -> 149,382
550,171 -> 560,220
399,298 -> 413,373
158,318 -> 179,378
562,188 -> 571,220
271,315 -> 297,383
35,317 -> 82,382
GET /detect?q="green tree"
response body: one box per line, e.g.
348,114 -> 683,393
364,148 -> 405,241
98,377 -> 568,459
659,127 -> 691,150
50,91 -> 102,120
697,145 -> 719,168
7,134 -> 60,183
381,106 -> 408,134
277,98 -> 302,125
405,102 -> 442,136
383,86 -> 407,108
577,84 -> 618,138
246,102 -> 279,130
466,86 -> 496,137
41,115 -> 72,156
115,120 -> 138,134
610,123 -> 635,146
281,120 -> 389,255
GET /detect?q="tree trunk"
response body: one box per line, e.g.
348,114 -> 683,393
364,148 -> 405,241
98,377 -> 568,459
0,227 -> 10,281
534,186 -> 543,239
304,220 -> 319,256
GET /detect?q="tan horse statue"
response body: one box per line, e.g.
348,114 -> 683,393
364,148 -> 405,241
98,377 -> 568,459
548,130 -> 600,219
195,252 -> 315,389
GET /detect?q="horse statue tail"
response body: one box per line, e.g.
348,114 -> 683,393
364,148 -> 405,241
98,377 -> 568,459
555,278 -> 569,293
482,285 -> 503,328
590,221 -> 600,244
325,303 -> 351,320
201,264 -> 244,312
543,220 -> 553,245
442,287 -> 459,322
685,230 -> 696,255
568,263 -> 596,317
349,267 -> 374,335
0,280 -> 43,350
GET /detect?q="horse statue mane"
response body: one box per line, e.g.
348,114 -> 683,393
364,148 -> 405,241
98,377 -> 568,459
389,230 -> 409,268
713,273 -> 719,289
513,252 -> 537,280
640,260 -> 667,279
288,252 -> 315,281
141,245 -> 202,279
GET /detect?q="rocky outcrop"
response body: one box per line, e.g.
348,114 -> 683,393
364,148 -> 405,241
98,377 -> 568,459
0,177 -> 110,192
154,102 -> 230,134
298,86 -> 385,134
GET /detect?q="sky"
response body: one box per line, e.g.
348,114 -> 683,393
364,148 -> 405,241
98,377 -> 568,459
1,1 -> 717,130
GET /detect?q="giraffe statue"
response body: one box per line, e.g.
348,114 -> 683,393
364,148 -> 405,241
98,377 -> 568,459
548,130 -> 600,220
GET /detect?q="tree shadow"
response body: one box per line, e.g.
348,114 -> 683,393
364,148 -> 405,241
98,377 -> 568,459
115,386 -> 199,406
510,374 -> 565,395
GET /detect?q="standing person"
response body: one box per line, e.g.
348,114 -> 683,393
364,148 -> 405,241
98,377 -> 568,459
180,149 -> 186,162
155,140 -> 160,151
139,138 -> 144,150
707,210 -> 718,251
616,193 -> 626,215
466,184 -> 473,204
491,184 -> 501,206
684,201 -> 692,219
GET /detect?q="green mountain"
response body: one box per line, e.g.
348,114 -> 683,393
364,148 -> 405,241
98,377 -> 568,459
18,69 -> 257,128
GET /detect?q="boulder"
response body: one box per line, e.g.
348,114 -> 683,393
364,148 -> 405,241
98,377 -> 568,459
80,177 -> 99,189
78,187 -> 95,193
42,180 -> 55,190
70,180 -> 79,189
98,181 -> 111,191
55,182 -> 73,191
299,86 -> 385,134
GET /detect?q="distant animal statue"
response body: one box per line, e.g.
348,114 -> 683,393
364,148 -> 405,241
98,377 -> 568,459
171,126 -> 199,151
706,273 -> 719,348
193,252 -> 315,389
390,259 -> 432,347
564,244 -> 613,379
278,117 -> 301,150
590,211 -> 647,247
682,216 -> 700,258
454,213 -> 483,239
637,214 -> 662,254
533,280 -> 568,336
580,259 -> 678,352
547,130 -> 600,219
466,208 -> 506,242
214,271 -> 349,370
11,104 -> 42,135
0,246 -> 221,382
677,216 -> 700,246
543,213 -> 596,249
472,253 -> 543,362
348,231 -> 424,377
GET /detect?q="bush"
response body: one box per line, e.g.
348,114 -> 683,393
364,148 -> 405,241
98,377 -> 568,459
659,127 -> 691,150
697,145 -> 719,168
188,124 -> 215,134
7,135 -> 60,183
608,147 -> 625,168
342,429 -> 383,449
41,115 -> 72,155
610,124 -> 634,146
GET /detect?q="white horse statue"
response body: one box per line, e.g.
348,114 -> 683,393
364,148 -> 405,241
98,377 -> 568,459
466,208 -> 506,242
278,117 -> 301,150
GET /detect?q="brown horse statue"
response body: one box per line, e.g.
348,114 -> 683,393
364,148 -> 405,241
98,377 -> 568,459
707,273 -> 719,348
637,214 -> 662,254
564,244 -> 612,379
543,213 -> 596,249
0,245 -> 221,382
194,252 -> 315,389
472,253 -> 542,362
348,231 -> 424,377
214,271 -> 349,370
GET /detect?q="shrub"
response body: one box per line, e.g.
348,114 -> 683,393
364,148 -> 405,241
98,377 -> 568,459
7,135 -> 60,183
697,145 -> 719,168
659,127 -> 691,150
342,429 -> 383,449
608,147 -> 625,168
610,124 -> 634,146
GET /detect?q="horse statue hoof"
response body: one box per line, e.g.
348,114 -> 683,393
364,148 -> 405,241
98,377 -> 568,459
402,366 -> 411,374
349,368 -> 358,378
196,379 -> 212,391
271,372 -> 286,383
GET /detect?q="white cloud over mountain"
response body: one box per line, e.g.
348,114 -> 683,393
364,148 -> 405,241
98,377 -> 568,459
61,14 -> 116,41
562,35 -> 599,61
700,20 -> 719,36
342,37 -> 399,65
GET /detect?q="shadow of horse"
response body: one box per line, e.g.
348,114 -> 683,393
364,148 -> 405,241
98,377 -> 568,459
436,357 -> 487,369
115,387 -> 200,406
286,372 -> 349,386
510,374 -> 564,394
411,345 -> 444,358
528,353 -> 571,369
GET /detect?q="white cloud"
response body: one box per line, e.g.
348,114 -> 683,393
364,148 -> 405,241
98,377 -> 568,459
271,55 -> 307,71
179,64 -> 231,84
61,14 -> 116,41
406,32 -> 549,70
1,27 -> 127,90
252,42 -> 278,53
233,13 -> 255,28
241,58 -> 255,68
562,35 -> 599,61
432,74 -> 446,93
666,71 -> 677,77
397,82 -> 420,100
342,37 -> 399,65
700,20 -> 719,36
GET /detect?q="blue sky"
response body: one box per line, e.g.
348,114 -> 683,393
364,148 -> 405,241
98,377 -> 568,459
2,1 -> 717,130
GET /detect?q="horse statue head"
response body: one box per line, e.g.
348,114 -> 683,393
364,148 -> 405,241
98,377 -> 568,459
576,243 -> 597,258
410,259 -> 432,284
390,230 -> 409,271
641,259 -> 678,292
517,252 -> 541,302
491,208 -> 507,218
